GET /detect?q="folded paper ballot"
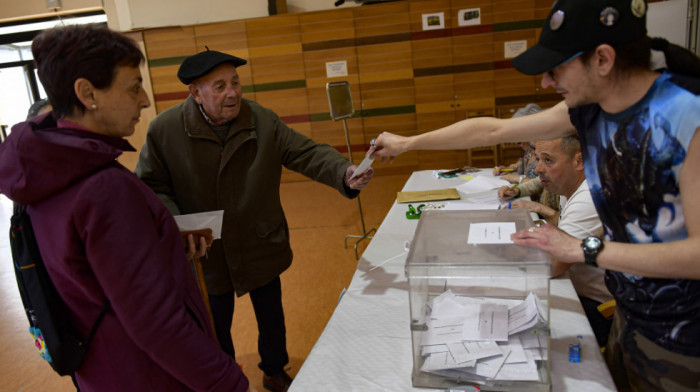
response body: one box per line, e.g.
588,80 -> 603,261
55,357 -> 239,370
173,210 -> 224,240
396,188 -> 461,203
350,154 -> 374,179
419,290 -> 547,381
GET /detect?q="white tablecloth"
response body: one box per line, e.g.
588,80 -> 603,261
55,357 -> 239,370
291,170 -> 615,391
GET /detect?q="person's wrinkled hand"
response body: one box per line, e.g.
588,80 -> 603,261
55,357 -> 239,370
498,185 -> 519,199
493,165 -> 508,175
369,132 -> 406,163
183,233 -> 210,260
511,223 -> 582,264
345,164 -> 374,190
500,173 -> 521,184
510,200 -> 540,213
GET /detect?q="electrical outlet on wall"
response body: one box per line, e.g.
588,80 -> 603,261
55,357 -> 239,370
46,0 -> 62,9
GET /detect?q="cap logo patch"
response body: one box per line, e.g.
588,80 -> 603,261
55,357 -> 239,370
631,0 -> 646,18
600,7 -> 619,27
550,10 -> 565,31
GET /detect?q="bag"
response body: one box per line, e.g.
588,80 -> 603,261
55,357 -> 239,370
10,205 -> 109,376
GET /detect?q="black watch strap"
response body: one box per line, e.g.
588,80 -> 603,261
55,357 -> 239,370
581,236 -> 604,267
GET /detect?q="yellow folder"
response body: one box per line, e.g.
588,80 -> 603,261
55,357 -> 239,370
396,188 -> 461,203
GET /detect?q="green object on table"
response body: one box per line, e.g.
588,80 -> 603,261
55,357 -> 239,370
406,204 -> 425,219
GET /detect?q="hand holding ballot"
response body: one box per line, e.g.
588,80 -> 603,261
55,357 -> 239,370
174,211 -> 223,260
345,148 -> 376,189
181,229 -> 213,260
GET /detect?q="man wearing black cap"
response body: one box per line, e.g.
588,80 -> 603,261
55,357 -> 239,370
135,49 -> 374,392
371,0 -> 700,390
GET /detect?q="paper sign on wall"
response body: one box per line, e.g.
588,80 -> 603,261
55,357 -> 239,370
422,12 -> 445,31
326,60 -> 348,78
458,8 -> 481,26
504,40 -> 527,59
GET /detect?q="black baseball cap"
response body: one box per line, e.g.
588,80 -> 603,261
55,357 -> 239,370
177,48 -> 247,85
511,0 -> 648,75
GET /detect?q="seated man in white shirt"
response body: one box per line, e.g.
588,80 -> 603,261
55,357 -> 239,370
504,134 -> 613,346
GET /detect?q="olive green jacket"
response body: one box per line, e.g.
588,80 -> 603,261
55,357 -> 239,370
135,96 -> 356,295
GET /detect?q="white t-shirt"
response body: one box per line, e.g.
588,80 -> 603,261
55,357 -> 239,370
558,181 -> 613,304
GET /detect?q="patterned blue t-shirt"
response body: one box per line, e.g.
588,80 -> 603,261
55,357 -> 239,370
569,71 -> 700,356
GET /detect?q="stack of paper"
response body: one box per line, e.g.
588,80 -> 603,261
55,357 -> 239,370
418,290 -> 548,381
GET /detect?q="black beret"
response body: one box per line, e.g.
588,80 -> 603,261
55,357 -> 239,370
177,49 -> 247,85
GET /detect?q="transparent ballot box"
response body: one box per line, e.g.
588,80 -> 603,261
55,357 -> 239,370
406,210 -> 552,391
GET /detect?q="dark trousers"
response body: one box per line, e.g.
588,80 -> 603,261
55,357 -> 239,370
208,277 -> 289,376
579,295 -> 613,347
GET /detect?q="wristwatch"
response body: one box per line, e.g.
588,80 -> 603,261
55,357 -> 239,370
581,236 -> 604,267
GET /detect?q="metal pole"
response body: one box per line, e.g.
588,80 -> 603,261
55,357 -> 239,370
342,118 -> 375,259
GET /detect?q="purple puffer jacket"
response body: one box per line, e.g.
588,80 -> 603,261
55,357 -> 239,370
0,114 -> 248,392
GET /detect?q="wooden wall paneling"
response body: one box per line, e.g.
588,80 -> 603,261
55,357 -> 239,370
245,14 -> 310,183
356,41 -> 414,84
253,89 -> 309,119
414,74 -> 456,115
299,9 -> 363,158
534,0 -> 554,19
493,68 -> 539,98
245,14 -> 308,133
411,36 -> 454,69
353,1 -> 411,38
452,33 -> 495,65
194,21 -> 253,89
194,21 -> 250,58
418,150 -> 465,171
454,70 -> 495,109
143,27 -> 197,60
492,0 -> 536,23
299,9 -> 356,43
499,142 -> 525,166
493,30 -> 539,98
144,27 -> 197,114
149,65 -> 184,96
303,48 -> 360,89
312,117 -> 365,151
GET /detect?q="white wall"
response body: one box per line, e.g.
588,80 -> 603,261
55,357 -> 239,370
0,0 -> 102,22
1,0 -> 359,30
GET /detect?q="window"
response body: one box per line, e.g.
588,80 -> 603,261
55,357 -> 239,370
0,11 -> 106,133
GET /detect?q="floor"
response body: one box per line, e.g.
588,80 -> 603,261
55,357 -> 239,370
0,172 -> 411,392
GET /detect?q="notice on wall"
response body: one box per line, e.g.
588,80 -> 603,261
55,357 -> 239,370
458,8 -> 481,26
504,40 -> 527,59
326,60 -> 348,78
422,12 -> 445,31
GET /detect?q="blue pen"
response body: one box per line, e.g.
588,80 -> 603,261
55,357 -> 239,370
508,202 -> 511,210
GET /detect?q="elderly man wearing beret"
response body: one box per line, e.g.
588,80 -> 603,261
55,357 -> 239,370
135,49 -> 374,392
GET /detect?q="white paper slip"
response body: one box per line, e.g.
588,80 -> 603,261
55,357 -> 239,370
173,210 -> 224,239
350,154 -> 374,179
456,176 -> 510,194
467,222 -> 516,244
462,303 -> 509,341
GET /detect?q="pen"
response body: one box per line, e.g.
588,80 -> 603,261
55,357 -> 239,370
508,202 -> 511,210
493,167 -> 516,174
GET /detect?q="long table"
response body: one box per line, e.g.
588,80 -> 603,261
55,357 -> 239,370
290,170 -> 616,391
